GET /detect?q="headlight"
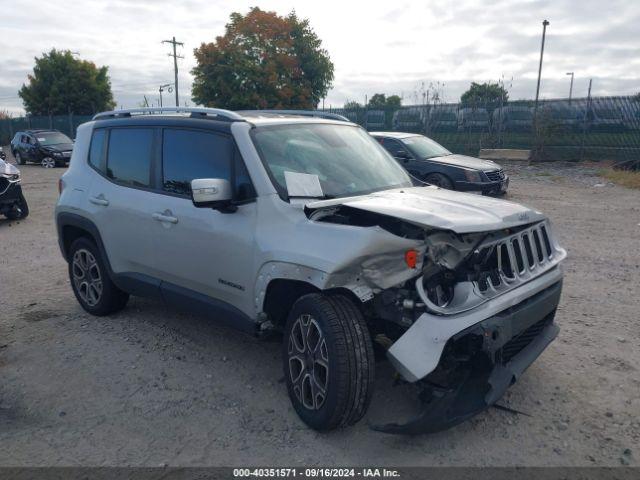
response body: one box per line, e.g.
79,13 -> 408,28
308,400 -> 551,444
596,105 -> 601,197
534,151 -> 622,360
53,152 -> 62,157
463,169 -> 481,183
0,173 -> 20,182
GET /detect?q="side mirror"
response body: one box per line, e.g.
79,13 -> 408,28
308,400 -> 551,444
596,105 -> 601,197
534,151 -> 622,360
395,151 -> 410,161
191,178 -> 235,212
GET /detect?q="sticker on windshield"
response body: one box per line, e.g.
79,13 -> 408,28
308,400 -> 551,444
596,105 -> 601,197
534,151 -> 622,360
37,137 -> 46,142
284,171 -> 323,198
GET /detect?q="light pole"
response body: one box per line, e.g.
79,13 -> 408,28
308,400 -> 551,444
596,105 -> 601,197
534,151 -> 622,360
533,19 -> 550,128
566,72 -> 574,104
159,83 -> 173,108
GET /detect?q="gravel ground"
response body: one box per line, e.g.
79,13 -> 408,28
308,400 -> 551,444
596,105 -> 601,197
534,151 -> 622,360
0,153 -> 638,467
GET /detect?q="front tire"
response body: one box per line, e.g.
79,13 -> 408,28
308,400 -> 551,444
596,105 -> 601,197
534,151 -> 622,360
283,293 -> 375,431
41,157 -> 55,168
6,192 -> 29,220
425,172 -> 454,190
68,237 -> 129,316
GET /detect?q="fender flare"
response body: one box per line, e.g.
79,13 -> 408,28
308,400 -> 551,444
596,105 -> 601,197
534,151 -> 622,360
56,212 -> 115,278
253,261 -> 374,315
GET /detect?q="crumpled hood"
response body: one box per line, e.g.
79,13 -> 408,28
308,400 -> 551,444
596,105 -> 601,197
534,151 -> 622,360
306,186 -> 546,234
426,154 -> 501,171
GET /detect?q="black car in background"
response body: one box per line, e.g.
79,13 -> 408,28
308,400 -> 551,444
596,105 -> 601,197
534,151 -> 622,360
10,129 -> 74,168
0,157 -> 28,220
372,132 -> 509,195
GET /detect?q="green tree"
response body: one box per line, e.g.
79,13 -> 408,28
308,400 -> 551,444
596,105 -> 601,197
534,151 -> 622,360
192,7 -> 334,110
460,82 -> 508,107
343,100 -> 362,109
385,95 -> 402,109
19,49 -> 114,115
367,93 -> 402,109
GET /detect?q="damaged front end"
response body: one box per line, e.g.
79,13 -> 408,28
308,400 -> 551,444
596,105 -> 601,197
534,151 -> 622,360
306,197 -> 566,434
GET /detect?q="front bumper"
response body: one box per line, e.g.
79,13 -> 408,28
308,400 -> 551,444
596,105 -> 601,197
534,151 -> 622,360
375,268 -> 562,434
0,181 -> 23,204
456,176 -> 509,194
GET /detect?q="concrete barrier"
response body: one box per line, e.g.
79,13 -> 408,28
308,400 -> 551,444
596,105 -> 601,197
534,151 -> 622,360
479,149 -> 531,164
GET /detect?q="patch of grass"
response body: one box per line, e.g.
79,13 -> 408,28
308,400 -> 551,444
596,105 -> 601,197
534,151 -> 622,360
599,168 -> 640,189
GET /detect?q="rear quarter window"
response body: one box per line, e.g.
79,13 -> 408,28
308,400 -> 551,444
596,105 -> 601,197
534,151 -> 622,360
106,128 -> 154,188
88,129 -> 106,172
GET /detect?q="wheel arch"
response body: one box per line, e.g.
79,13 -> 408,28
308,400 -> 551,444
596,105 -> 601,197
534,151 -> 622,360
257,262 -> 369,329
56,213 -> 114,276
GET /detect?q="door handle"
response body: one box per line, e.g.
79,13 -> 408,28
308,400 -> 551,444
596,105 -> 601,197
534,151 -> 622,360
89,196 -> 109,206
152,212 -> 178,224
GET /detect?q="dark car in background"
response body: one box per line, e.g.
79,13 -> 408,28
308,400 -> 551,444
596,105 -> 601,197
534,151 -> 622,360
372,132 -> 509,195
10,129 -> 74,168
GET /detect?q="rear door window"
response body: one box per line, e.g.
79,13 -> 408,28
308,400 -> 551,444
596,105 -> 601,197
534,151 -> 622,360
106,128 -> 154,188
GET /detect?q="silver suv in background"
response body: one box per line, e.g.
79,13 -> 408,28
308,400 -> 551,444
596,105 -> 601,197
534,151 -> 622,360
55,108 -> 565,434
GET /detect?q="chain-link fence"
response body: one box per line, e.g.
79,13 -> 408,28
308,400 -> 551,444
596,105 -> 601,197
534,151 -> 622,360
331,95 -> 640,164
0,113 -> 93,146
3,96 -> 639,164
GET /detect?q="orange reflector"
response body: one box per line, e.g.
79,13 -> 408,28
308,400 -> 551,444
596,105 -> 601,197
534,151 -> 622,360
404,249 -> 418,269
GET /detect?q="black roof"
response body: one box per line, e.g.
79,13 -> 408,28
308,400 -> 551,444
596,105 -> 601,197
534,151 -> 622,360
93,115 -> 234,134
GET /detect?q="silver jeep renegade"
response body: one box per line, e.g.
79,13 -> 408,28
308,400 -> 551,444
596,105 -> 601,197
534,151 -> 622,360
55,107 -> 566,434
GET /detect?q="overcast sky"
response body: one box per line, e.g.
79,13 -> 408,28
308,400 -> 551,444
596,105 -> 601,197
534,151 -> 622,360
1,0 -> 639,114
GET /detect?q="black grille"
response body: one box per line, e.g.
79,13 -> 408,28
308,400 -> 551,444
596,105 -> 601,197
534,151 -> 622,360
485,169 -> 504,181
500,314 -> 552,363
0,177 -> 9,194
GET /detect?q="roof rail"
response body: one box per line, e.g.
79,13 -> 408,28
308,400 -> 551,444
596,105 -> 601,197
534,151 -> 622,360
237,110 -> 350,122
92,107 -> 245,122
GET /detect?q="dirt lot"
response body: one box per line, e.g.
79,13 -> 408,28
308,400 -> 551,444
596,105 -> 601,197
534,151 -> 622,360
1,153 -> 639,467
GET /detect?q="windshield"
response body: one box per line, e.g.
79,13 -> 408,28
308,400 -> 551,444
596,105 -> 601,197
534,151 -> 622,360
36,132 -> 72,146
402,135 -> 451,159
252,123 -> 412,199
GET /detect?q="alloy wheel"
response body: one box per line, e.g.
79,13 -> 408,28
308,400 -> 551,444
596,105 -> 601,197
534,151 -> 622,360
72,249 -> 103,307
41,157 -> 55,168
287,314 -> 330,410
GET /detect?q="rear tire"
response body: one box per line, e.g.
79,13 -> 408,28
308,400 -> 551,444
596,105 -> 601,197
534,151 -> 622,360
68,237 -> 129,316
425,172 -> 454,190
283,293 -> 375,431
14,152 -> 25,165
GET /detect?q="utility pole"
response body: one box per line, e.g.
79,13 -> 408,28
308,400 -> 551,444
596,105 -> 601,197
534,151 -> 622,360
162,36 -> 183,107
533,19 -> 550,128
566,72 -> 574,104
